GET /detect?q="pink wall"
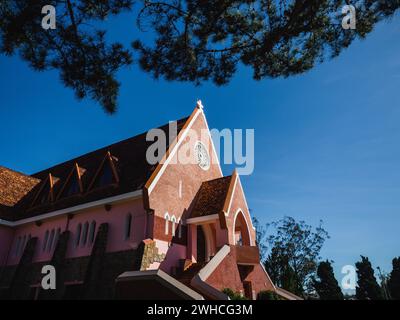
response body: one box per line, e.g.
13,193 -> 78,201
0,225 -> 14,266
147,111 -> 223,269
4,197 -> 146,266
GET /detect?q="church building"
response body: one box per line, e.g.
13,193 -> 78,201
0,102 -> 299,300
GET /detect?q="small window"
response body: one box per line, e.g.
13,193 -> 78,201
178,221 -> 183,239
164,213 -> 170,235
82,222 -> 89,246
89,221 -> 96,244
125,214 -> 132,240
35,181 -> 51,206
75,224 -> 82,247
47,229 -> 55,252
61,173 -> 80,198
15,236 -> 21,257
21,235 -> 27,254
43,231 -> 49,252
93,162 -> 114,189
171,216 -> 176,237
54,228 -> 61,250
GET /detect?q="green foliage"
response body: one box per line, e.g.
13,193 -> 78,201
264,216 -> 329,296
222,288 -> 248,300
388,257 -> 400,300
313,260 -> 343,300
257,290 -> 280,300
0,0 -> 133,113
133,0 -> 400,86
355,256 -> 384,300
252,216 -> 267,262
1,1 -> 399,113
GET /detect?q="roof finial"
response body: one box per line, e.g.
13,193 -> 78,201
196,99 -> 204,110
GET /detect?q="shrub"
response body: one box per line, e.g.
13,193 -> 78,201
222,288 -> 248,300
257,290 -> 280,300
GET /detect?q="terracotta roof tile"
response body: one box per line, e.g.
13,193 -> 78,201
191,176 -> 232,218
0,166 -> 41,219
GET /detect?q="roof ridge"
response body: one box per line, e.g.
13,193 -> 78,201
0,165 -> 34,179
32,115 -> 190,177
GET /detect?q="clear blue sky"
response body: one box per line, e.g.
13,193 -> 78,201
1,12 -> 399,284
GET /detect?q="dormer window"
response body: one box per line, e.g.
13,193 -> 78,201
88,152 -> 119,191
62,175 -> 80,197
32,174 -> 55,207
95,162 -> 114,188
38,182 -> 51,204
58,163 -> 83,200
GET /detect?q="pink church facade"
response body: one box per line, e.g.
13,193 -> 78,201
0,104 -> 298,300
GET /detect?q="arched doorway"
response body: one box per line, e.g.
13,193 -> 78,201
233,211 -> 251,246
197,225 -> 206,263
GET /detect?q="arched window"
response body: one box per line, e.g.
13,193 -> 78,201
47,229 -> 55,252
21,235 -> 27,254
171,215 -> 177,236
82,222 -> 89,246
15,236 -> 21,257
43,230 -> 49,252
125,214 -> 132,240
54,228 -> 61,250
75,224 -> 82,247
89,221 -> 96,245
178,221 -> 183,239
164,213 -> 170,235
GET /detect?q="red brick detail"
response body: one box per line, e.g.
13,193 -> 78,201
153,215 -> 187,245
205,246 -> 275,297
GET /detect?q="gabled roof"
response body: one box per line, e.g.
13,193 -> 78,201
0,166 -> 40,220
190,175 -> 233,218
0,116 -> 189,222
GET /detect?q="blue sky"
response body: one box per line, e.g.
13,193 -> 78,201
0,11 -> 399,285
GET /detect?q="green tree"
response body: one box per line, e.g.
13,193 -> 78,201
1,1 -> 399,113
265,247 -> 300,295
388,257 -> 400,300
222,288 -> 248,300
313,260 -> 343,300
252,216 -> 267,262
264,216 -> 329,296
257,290 -> 280,300
355,256 -> 383,300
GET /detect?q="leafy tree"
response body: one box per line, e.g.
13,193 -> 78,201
313,260 -> 343,300
388,257 -> 400,300
252,216 -> 267,262
257,290 -> 281,300
0,0 -> 133,113
265,216 -> 329,296
133,0 -> 400,87
1,1 -> 400,113
222,288 -> 248,300
265,248 -> 300,295
377,266 -> 391,300
355,256 -> 383,300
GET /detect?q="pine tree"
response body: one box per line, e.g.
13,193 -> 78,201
1,1 -> 399,113
388,257 -> 400,300
355,256 -> 383,300
313,260 -> 344,300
